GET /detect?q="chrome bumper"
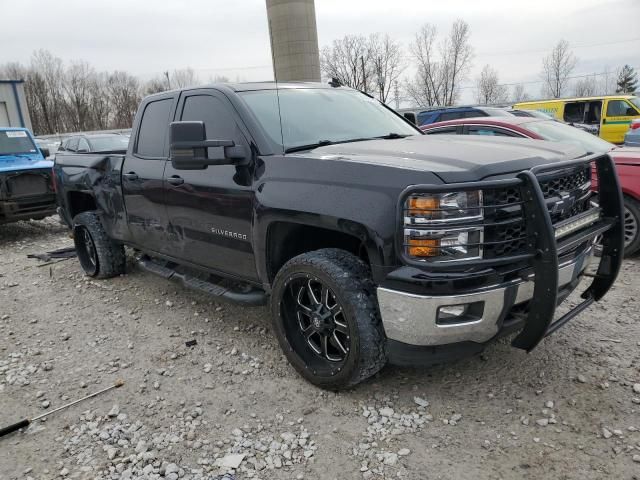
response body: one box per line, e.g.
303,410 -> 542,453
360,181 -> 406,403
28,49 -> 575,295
377,247 -> 594,347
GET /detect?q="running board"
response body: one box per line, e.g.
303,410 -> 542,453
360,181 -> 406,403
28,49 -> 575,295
137,256 -> 267,306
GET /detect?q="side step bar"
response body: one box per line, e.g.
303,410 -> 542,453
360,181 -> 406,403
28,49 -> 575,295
137,256 -> 267,306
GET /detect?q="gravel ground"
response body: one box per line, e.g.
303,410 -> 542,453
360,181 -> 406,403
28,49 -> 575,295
1,217 -> 639,480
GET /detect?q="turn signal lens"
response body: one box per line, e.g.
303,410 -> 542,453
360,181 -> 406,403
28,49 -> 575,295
408,238 -> 440,257
408,196 -> 440,215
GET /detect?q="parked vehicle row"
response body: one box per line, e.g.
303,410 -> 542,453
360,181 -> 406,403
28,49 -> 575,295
51,82 -> 623,389
421,116 -> 640,255
514,95 -> 640,144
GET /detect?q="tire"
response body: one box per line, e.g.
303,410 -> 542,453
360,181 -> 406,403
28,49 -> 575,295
624,196 -> 640,256
270,248 -> 387,390
73,211 -> 125,279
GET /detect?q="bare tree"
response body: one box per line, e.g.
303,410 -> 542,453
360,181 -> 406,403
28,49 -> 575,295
63,61 -> 95,131
171,68 -> 200,89
441,19 -> 473,105
142,76 -> 169,96
541,40 -> 577,98
405,24 -> 443,106
107,71 -> 140,129
573,75 -> 598,97
320,35 -> 373,91
209,75 -> 230,83
511,84 -> 529,102
87,72 -> 111,130
405,20 -> 473,107
475,65 -> 508,104
368,34 -> 404,103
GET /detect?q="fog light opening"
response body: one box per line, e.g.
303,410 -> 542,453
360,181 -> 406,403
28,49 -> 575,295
436,301 -> 484,325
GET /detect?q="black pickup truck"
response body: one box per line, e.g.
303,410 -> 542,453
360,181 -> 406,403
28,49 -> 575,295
54,82 -> 624,389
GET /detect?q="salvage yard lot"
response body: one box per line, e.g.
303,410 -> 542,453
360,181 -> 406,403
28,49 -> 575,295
1,218 -> 639,480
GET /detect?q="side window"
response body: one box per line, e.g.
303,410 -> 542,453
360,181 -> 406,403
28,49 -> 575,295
67,137 -> 79,152
424,127 -> 458,135
464,110 -> 487,118
564,102 -> 585,123
439,111 -> 463,122
180,95 -> 244,144
607,100 -> 635,117
467,126 -> 518,137
136,98 -> 173,157
77,138 -> 90,152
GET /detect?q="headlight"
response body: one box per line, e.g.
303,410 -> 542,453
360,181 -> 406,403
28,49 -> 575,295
405,191 -> 483,224
405,227 -> 483,260
403,190 -> 484,262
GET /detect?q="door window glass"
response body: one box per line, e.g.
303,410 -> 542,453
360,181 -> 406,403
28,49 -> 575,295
136,98 -> 173,157
77,138 -> 90,152
607,100 -> 634,116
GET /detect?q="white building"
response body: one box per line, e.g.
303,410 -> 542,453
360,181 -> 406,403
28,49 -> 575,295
0,80 -> 32,130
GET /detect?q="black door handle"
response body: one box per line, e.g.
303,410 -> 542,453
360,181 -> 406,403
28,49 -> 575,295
123,172 -> 138,180
167,176 -> 184,186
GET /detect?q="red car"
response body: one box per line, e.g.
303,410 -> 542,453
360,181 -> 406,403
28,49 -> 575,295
421,116 -> 640,256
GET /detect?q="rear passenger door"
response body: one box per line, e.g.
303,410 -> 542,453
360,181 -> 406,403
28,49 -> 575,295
122,94 -> 176,253
163,90 -> 258,280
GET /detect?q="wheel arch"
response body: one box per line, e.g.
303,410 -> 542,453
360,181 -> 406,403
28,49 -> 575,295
257,214 -> 386,287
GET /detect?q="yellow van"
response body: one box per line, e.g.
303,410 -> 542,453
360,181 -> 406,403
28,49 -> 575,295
514,95 -> 640,144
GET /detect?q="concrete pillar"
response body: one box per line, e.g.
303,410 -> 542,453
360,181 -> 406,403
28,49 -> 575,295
266,0 -> 321,82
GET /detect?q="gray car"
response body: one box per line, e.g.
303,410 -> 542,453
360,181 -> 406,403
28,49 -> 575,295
624,120 -> 640,146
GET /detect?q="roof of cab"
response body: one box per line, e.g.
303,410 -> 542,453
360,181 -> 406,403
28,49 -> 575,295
516,94 -> 637,104
143,81 -> 343,100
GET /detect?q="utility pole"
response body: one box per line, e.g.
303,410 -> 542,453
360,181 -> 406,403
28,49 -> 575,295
164,71 -> 171,89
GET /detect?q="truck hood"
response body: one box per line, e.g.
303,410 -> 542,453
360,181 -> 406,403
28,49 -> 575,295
296,135 -> 588,183
0,153 -> 53,173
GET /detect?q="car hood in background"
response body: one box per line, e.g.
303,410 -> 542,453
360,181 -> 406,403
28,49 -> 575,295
610,146 -> 640,166
296,135 -> 588,183
0,153 -> 53,173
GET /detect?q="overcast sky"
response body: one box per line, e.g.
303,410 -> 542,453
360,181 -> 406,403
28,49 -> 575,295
1,0 -> 639,104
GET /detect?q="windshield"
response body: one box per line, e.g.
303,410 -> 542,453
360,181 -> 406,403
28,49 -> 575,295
630,97 -> 640,112
239,88 -> 419,152
89,135 -> 130,152
0,130 -> 38,156
525,120 -> 614,154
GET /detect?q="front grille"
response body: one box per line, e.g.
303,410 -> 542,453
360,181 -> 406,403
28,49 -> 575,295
6,173 -> 50,197
484,166 -> 593,258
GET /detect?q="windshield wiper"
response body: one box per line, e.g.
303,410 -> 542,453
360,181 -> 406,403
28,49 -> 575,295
285,140 -> 334,153
375,133 -> 410,139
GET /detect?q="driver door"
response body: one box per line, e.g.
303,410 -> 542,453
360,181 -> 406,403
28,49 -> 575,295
163,90 -> 258,281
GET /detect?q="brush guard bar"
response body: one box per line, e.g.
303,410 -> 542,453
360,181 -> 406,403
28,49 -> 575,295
396,154 -> 624,352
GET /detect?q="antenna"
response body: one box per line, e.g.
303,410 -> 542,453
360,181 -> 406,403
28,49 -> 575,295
268,19 -> 286,152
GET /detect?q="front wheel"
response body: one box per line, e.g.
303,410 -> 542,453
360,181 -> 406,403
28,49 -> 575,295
270,249 -> 387,390
624,196 -> 640,256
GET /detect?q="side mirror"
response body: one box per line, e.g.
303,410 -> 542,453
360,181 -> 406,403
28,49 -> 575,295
40,147 -> 50,158
169,121 -> 247,170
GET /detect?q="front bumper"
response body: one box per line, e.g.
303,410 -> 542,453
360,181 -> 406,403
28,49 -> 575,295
378,245 -> 593,346
0,196 -> 57,224
380,154 -> 624,352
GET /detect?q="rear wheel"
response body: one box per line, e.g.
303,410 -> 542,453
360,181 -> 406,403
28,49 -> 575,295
73,211 -> 125,278
271,249 -> 387,390
623,196 -> 640,256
